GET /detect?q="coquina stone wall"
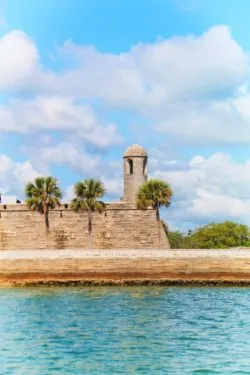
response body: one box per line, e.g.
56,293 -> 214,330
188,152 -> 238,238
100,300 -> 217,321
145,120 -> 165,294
123,156 -> 147,204
0,203 -> 170,250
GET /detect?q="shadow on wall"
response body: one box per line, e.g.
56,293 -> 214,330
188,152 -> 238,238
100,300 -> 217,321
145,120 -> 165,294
100,230 -> 112,249
0,231 -> 8,250
53,229 -> 69,249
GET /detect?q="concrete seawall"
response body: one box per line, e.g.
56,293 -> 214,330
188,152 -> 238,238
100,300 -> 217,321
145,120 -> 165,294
1,249 -> 250,286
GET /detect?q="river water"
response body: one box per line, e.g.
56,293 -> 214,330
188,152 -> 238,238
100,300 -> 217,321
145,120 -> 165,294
1,286 -> 250,374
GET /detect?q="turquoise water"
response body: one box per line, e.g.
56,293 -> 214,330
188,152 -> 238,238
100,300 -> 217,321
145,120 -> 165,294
1,287 -> 250,374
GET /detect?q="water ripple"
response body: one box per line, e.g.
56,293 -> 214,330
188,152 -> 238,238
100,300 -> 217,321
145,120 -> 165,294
1,287 -> 250,374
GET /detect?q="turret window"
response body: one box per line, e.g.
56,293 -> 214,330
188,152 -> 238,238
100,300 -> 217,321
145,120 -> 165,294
143,158 -> 147,175
128,159 -> 133,174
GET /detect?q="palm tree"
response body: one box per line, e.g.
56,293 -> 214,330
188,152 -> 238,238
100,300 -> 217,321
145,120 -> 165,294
25,176 -> 62,232
137,179 -> 173,248
71,179 -> 106,249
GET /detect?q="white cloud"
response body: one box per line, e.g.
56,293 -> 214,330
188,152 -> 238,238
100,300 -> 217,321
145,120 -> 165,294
187,189 -> 250,217
48,25 -> 247,108
0,154 -> 41,199
155,94 -> 250,144
41,142 -> 100,173
154,152 -> 250,229
0,30 -> 40,90
53,25 -> 250,146
1,26 -> 246,106
63,184 -> 74,202
0,26 -> 249,146
13,160 -> 40,186
101,176 -> 123,197
0,96 -> 122,147
39,143 -> 123,200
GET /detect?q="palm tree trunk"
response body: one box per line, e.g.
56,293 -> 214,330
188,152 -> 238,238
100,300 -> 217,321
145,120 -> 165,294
156,205 -> 161,249
88,211 -> 93,250
45,209 -> 49,232
44,207 -> 49,249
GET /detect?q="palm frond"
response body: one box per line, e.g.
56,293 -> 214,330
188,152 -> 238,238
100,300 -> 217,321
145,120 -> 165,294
25,176 -> 62,212
137,179 -> 173,210
71,179 -> 106,213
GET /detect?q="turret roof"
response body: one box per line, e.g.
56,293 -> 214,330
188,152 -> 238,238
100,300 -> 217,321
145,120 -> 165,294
124,144 -> 148,157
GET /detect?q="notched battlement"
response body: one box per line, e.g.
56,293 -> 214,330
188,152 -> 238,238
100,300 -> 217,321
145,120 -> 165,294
0,201 -> 143,212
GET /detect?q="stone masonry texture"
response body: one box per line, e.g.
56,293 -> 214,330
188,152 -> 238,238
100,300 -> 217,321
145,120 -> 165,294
123,156 -> 147,204
0,202 -> 170,250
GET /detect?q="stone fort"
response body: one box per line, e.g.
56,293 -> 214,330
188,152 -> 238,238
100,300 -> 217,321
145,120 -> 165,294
0,145 -> 170,250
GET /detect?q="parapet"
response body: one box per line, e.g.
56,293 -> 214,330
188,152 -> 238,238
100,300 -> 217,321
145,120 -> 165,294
0,201 -> 142,212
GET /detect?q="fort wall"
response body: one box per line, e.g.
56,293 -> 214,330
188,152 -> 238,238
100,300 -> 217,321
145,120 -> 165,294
0,203 -> 170,250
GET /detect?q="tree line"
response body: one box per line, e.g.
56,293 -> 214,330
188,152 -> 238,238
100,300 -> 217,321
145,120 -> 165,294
24,176 -> 173,249
162,221 -> 250,249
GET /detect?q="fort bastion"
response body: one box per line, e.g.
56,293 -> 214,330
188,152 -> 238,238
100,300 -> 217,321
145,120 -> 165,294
0,145 -> 170,250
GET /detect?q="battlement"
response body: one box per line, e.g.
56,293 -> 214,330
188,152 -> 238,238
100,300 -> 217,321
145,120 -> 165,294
0,201 -> 139,212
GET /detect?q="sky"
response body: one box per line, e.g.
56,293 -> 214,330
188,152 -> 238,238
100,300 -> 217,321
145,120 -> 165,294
1,0 -> 250,231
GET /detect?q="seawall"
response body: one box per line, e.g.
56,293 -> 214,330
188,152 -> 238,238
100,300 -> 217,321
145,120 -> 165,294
1,249 -> 250,286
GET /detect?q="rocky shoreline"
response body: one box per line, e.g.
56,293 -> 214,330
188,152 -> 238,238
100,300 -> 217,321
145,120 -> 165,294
3,279 -> 250,288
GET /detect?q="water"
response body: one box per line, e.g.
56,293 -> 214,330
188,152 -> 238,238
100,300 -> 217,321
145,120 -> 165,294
1,287 -> 250,375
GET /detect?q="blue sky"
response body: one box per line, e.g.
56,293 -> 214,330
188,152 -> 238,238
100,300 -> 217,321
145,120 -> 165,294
1,0 -> 250,230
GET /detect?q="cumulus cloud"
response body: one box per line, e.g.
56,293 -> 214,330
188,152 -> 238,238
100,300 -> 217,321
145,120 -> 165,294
49,25 -> 250,146
154,152 -> 250,229
155,93 -> 250,145
0,30 -> 40,90
50,25 -> 246,107
0,96 -> 122,147
101,176 -> 123,198
41,142 -> 100,173
0,25 -> 249,146
63,184 -> 74,202
187,190 -> 250,218
0,26 -> 245,104
39,142 -> 123,200
0,154 -> 41,199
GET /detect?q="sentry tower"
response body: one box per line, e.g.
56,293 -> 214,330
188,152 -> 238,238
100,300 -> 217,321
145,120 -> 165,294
123,144 -> 148,204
